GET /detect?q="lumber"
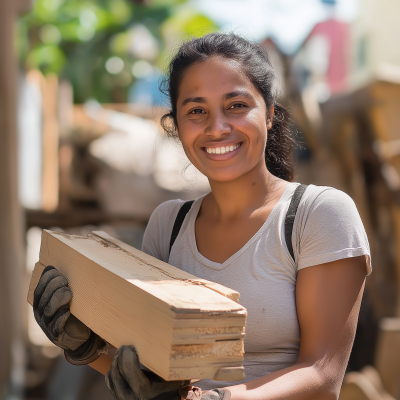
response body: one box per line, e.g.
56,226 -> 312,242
375,318 -> 400,398
339,372 -> 382,400
28,230 -> 246,381
339,367 -> 395,400
0,0 -> 27,393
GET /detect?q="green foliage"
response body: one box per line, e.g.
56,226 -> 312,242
26,44 -> 66,74
17,0 -> 217,103
161,7 -> 217,44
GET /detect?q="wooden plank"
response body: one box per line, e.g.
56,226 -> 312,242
27,261 -> 46,305
28,230 -> 246,381
375,318 -> 400,398
16,0 -> 32,15
339,366 -> 396,400
169,364 -> 244,381
91,231 -> 240,302
339,372 -> 383,400
0,0 -> 27,395
171,327 -> 245,345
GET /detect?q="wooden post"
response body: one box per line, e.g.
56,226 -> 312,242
0,0 -> 31,397
42,73 -> 59,212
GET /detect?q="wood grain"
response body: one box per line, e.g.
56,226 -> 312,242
28,230 -> 246,381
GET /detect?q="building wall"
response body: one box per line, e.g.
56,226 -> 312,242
351,0 -> 400,89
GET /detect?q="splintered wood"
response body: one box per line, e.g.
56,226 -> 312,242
27,230 -> 247,381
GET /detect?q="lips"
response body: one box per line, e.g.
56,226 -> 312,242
204,143 -> 241,155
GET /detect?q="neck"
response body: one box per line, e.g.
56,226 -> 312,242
206,159 -> 286,220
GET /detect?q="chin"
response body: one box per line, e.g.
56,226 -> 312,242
206,168 -> 249,183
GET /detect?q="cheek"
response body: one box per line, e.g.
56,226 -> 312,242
176,127 -> 200,164
245,114 -> 268,147
243,109 -> 268,132
177,119 -> 206,151
176,120 -> 191,145
178,127 -> 196,150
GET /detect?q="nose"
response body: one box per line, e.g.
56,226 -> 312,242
205,111 -> 232,138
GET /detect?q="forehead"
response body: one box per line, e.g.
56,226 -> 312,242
178,56 -> 261,101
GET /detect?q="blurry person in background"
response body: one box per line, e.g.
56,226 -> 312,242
32,33 -> 371,400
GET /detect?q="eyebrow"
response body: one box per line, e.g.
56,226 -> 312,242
224,91 -> 254,101
181,90 -> 254,107
181,96 -> 206,106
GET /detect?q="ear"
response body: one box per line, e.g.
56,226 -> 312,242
176,126 -> 182,142
267,105 -> 275,130
173,118 -> 181,142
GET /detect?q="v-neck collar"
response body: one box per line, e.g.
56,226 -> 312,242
187,182 -> 298,271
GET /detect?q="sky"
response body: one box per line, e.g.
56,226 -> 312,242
194,0 -> 359,54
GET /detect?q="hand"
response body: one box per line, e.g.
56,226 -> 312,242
182,387 -> 231,400
33,265 -> 106,365
105,345 -> 190,400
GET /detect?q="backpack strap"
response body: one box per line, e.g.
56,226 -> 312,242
285,184 -> 308,262
169,200 -> 194,255
169,185 -> 307,261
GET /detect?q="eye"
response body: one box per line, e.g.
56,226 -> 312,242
229,103 -> 246,109
189,108 -> 205,114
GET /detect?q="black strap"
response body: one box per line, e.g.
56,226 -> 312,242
169,185 -> 307,261
285,184 -> 308,262
169,200 -> 194,255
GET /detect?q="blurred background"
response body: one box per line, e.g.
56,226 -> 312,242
1,0 -> 400,399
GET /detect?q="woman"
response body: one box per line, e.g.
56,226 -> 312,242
33,33 -> 371,400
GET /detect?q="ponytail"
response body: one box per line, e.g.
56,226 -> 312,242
265,103 -> 295,182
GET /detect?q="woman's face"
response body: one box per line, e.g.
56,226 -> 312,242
176,56 -> 273,183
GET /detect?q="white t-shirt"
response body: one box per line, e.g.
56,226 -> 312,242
142,183 -> 371,389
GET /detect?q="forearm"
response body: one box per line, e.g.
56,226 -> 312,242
226,362 -> 338,400
224,257 -> 365,400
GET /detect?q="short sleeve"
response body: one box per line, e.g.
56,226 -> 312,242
142,199 -> 184,262
294,187 -> 371,275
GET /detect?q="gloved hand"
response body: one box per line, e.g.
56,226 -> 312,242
33,265 -> 106,365
105,345 -> 190,400
183,387 -> 231,400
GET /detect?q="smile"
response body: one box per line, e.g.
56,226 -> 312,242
204,143 -> 241,155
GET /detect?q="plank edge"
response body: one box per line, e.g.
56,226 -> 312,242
27,261 -> 46,305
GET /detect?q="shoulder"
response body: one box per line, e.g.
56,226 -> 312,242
142,199 -> 185,262
150,199 -> 186,223
298,185 -> 365,235
301,185 -> 358,219
294,185 -> 371,274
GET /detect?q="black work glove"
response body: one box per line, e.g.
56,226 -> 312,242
183,387 -> 231,400
105,345 -> 190,400
33,265 -> 106,365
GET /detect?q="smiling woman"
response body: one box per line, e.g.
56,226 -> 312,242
139,33 -> 369,399
31,33 -> 371,400
160,34 -> 294,184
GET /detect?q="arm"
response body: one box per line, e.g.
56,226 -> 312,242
226,255 -> 366,400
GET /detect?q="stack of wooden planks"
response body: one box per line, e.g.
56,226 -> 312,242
28,230 -> 247,381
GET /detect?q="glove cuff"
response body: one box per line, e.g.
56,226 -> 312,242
181,387 -> 231,400
212,389 -> 231,400
64,332 -> 107,365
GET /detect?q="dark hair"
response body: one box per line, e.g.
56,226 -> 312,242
160,32 -> 295,181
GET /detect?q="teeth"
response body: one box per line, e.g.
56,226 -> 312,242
205,144 -> 240,155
